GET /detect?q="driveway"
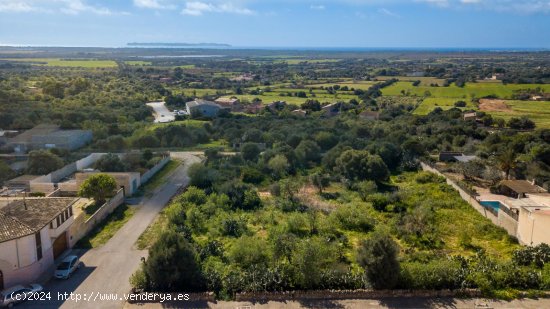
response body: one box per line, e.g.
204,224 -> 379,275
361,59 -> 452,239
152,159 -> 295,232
146,101 -> 175,123
20,153 -> 202,309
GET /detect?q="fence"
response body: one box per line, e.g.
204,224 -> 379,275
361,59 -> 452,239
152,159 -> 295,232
420,162 -> 499,226
69,188 -> 125,247
140,156 -> 170,184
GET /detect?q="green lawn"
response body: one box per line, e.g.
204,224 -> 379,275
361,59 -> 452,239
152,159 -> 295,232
75,204 -> 136,248
1,58 -> 118,68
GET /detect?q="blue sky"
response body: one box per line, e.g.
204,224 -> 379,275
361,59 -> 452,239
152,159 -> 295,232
0,0 -> 549,48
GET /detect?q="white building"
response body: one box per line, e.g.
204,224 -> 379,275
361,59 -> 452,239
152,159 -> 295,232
0,198 -> 78,289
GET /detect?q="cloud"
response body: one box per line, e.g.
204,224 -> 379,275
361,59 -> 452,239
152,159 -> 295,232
378,7 -> 400,17
133,0 -> 176,10
417,0 -> 550,13
0,1 -> 35,12
181,1 -> 255,16
310,4 -> 325,10
0,0 -> 117,15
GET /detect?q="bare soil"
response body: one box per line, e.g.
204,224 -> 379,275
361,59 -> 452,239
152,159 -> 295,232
478,99 -> 512,112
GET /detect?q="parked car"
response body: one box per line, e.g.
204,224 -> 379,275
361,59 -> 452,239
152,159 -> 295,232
54,255 -> 80,279
0,284 -> 43,307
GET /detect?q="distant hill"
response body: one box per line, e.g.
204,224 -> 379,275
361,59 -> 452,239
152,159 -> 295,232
127,42 -> 232,47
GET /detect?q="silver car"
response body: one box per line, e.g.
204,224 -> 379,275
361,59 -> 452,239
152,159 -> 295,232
0,284 -> 43,307
54,255 -> 80,279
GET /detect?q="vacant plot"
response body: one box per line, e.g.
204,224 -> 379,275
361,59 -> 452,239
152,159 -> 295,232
1,58 -> 118,68
478,99 -> 512,112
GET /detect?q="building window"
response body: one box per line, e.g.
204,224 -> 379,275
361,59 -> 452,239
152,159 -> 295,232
56,216 -> 60,227
69,206 -> 73,217
35,232 -> 42,261
49,222 -> 53,229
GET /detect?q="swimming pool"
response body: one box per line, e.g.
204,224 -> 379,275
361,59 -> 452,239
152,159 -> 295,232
479,201 -> 501,212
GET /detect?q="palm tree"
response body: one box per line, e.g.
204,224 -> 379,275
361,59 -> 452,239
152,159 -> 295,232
496,149 -> 518,180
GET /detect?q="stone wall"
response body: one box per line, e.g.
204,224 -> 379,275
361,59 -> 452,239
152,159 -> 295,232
140,157 -> 170,184
420,162 -> 499,225
69,188 -> 124,247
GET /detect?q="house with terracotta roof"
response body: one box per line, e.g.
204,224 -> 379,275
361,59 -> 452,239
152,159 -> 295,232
0,197 -> 78,289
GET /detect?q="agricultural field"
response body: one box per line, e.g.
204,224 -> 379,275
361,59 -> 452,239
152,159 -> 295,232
383,81 -> 550,99
124,60 -> 152,66
413,98 -> 477,115
0,58 -> 118,68
376,76 -> 447,86
479,99 -> 550,128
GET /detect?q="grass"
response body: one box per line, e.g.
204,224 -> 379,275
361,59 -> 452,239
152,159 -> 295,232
141,160 -> 181,193
1,58 -> 118,68
484,100 -> 550,128
376,76 -> 447,86
146,119 -> 209,131
136,209 -> 169,249
124,61 -> 152,66
413,97 -> 477,115
383,81 -> 550,99
75,204 -> 137,248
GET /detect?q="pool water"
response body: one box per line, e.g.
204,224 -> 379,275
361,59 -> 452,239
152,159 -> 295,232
480,201 -> 501,212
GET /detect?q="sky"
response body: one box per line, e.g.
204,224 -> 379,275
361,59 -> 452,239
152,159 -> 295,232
0,0 -> 549,48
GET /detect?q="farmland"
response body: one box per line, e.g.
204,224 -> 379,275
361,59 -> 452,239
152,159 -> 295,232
0,58 -> 118,68
383,81 -> 550,99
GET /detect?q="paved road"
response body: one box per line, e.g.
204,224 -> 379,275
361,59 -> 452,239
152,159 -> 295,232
146,101 -> 175,123
124,297 -> 550,309
20,153 -> 201,309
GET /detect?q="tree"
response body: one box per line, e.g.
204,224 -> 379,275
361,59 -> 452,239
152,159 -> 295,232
356,180 -> 378,201
142,229 -> 205,292
301,99 -> 321,112
295,140 -> 321,167
496,149 -> 518,180
94,153 -> 126,172
188,164 -> 219,188
458,159 -> 485,180
0,160 -> 15,186
310,172 -> 330,194
78,173 -> 117,204
241,143 -> 261,162
26,150 -> 64,175
357,231 -> 400,289
335,150 -> 389,182
483,166 -> 503,185
268,154 -> 290,179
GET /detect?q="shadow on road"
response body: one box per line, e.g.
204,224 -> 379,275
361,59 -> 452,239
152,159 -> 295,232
19,263 -> 97,309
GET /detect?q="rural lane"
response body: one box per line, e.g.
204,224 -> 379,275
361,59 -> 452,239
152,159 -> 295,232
19,152 -> 202,309
146,101 -> 175,123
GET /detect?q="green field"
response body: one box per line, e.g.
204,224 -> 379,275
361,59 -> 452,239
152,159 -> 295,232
1,58 -> 118,68
124,60 -> 152,66
383,81 -> 550,99
485,100 -> 550,128
413,98 -> 477,115
376,76 -> 447,86
414,98 -> 550,128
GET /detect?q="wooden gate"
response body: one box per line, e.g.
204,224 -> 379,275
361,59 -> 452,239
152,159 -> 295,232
53,232 -> 67,259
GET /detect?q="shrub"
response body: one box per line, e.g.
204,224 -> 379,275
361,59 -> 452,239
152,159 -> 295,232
398,259 -> 463,289
357,231 -> 400,289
